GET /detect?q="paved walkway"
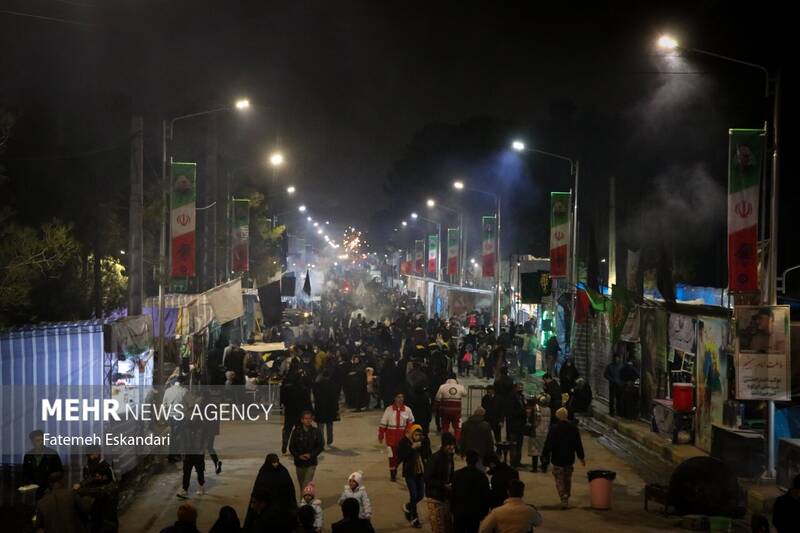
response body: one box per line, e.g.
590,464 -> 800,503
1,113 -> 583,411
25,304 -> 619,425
119,389 -> 685,532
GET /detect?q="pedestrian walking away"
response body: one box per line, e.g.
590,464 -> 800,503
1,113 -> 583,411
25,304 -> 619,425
541,407 -> 585,509
451,449 -> 491,533
424,432 -> 456,533
434,375 -> 466,440
478,479 -> 542,533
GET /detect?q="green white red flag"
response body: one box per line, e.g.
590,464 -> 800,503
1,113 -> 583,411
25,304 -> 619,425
728,129 -> 764,293
414,240 -> 424,274
550,192 -> 571,279
170,162 -> 197,277
447,228 -> 459,276
481,216 -> 496,277
427,234 -> 438,274
231,199 -> 250,273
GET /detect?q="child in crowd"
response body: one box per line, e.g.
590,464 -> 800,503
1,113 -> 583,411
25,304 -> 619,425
338,471 -> 372,520
299,481 -> 323,532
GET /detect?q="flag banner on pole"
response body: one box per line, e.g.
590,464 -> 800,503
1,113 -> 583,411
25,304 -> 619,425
204,278 -> 244,324
231,199 -> 250,273
447,228 -> 459,276
414,240 -> 424,274
481,215 -> 496,278
170,162 -> 197,277
427,234 -> 438,273
550,192 -> 571,279
728,129 -> 764,293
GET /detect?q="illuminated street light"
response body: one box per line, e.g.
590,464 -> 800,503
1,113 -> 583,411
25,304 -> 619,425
286,185 -> 296,194
234,98 -> 251,110
511,140 -> 526,152
401,220 -> 408,227
313,222 -> 319,227
306,216 -> 312,222
453,180 -> 464,190
317,229 -> 323,235
657,34 -> 679,50
120,250 -> 126,255
269,151 -> 285,167
325,221 -> 330,225
298,205 -> 307,212
426,199 -> 435,208
411,212 -> 418,219
470,258 -> 476,264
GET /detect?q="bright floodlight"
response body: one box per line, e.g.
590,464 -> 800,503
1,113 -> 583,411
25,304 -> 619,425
453,180 -> 464,190
325,221 -> 330,225
401,220 -> 408,227
120,250 -> 126,255
411,212 -> 418,219
235,98 -> 250,110
657,35 -> 679,50
512,140 -> 526,152
313,222 -> 319,227
470,258 -> 476,264
306,216 -> 312,222
286,185 -> 296,194
270,151 -> 285,167
426,199 -> 435,208
298,205 -> 307,213
317,229 -> 323,235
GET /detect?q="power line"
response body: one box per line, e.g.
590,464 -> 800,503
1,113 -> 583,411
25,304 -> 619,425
0,9 -> 95,28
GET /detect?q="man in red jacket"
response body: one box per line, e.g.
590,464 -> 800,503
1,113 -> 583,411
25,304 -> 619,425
378,392 -> 415,481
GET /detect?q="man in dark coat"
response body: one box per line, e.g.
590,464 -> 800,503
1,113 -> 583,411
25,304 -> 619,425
559,358 -> 580,395
379,356 -> 404,410
481,386 -> 502,443
345,356 -> 369,411
483,452 -> 520,510
450,450 -> 490,533
424,432 -> 456,533
34,472 -> 88,533
76,446 -> 118,533
313,369 -> 339,446
405,382 -> 432,436
542,407 -> 586,509
603,354 -> 623,416
504,382 -> 527,467
459,407 -> 495,460
281,366 -> 313,454
331,497 -> 376,533
244,490 -> 295,533
23,429 -> 63,500
542,373 -> 563,426
289,410 -> 325,493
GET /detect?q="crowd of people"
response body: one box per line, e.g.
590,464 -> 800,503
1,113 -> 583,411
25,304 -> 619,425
24,275 -> 596,533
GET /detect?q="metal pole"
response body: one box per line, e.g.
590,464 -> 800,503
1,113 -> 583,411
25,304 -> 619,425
458,212 -> 464,286
495,194 -> 501,336
570,162 -> 580,347
437,221 -> 442,282
767,71 -> 781,479
157,119 -> 168,389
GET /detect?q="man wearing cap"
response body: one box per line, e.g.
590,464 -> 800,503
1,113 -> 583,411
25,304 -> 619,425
541,407 -> 585,509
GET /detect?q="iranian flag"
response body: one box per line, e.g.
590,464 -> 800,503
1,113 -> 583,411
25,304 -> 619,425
447,228 -> 459,276
550,192 -> 571,279
481,216 -> 496,277
427,234 -> 438,274
728,129 -> 764,293
171,162 -> 197,277
231,198 -> 250,272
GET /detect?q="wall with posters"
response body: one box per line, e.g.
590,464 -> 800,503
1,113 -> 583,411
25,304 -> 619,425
734,306 -> 791,401
640,308 -> 668,417
695,317 -> 731,453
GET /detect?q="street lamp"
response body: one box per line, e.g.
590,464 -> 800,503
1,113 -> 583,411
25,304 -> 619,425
313,222 -> 319,227
401,220 -> 408,227
426,199 -> 435,208
286,185 -> 296,194
511,140 -> 526,152
298,205 -> 307,213
269,151 -> 285,167
656,31 -> 780,478
158,96 -> 251,388
454,180 -> 502,335
411,212 -> 418,219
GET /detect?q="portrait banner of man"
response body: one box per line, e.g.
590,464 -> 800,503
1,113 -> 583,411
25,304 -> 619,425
735,305 -> 791,401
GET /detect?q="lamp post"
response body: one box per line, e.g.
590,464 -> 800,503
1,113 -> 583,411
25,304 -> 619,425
511,142 -> 580,347
428,199 -> 465,286
158,98 -> 250,389
453,181 -> 502,336
658,33 -> 781,479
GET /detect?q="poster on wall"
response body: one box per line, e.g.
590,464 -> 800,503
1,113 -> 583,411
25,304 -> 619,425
735,306 -> 791,401
695,317 -> 730,453
669,313 -> 696,354
640,308 -> 668,415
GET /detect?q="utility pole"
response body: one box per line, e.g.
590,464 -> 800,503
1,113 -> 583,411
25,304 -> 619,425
202,115 -> 218,291
608,175 -> 617,288
128,115 -> 144,316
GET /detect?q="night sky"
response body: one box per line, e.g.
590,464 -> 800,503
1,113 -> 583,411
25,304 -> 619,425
1,1 -> 795,290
